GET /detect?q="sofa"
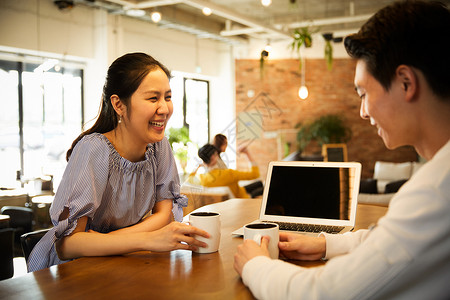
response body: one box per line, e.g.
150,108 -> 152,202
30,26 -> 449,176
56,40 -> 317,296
358,161 -> 425,206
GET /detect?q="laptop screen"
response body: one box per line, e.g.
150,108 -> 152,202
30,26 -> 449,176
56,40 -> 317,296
264,164 -> 359,221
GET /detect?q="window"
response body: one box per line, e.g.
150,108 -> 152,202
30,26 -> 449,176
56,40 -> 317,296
0,58 -> 84,189
168,74 -> 210,174
184,78 -> 210,146
169,74 -> 210,146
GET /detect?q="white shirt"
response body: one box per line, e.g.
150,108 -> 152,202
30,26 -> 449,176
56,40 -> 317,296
242,140 -> 450,300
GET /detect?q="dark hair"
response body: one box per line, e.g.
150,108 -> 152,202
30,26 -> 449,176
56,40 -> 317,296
66,53 -> 171,161
198,144 -> 218,164
344,1 -> 450,99
212,134 -> 227,153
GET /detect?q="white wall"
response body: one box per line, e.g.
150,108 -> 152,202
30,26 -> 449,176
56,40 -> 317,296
0,0 -> 235,145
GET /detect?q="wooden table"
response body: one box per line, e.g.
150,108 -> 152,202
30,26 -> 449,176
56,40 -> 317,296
0,214 -> 10,229
0,199 -> 388,300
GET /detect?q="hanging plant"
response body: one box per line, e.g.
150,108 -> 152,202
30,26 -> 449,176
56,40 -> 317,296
289,27 -> 314,70
259,49 -> 269,79
322,33 -> 334,70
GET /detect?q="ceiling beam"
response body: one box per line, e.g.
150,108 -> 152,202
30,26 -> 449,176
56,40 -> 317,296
134,0 -> 183,9
103,0 -> 292,39
285,14 -> 373,29
220,13 -> 373,37
102,0 -> 372,40
220,27 -> 263,37
183,0 -> 291,39
104,0 -> 183,9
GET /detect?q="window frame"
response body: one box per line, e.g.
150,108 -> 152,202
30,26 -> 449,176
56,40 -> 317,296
0,57 -> 84,185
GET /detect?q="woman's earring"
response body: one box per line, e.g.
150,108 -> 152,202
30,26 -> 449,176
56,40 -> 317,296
118,115 -> 122,124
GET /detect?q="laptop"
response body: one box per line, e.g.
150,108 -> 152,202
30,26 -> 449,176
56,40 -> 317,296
232,161 -> 362,236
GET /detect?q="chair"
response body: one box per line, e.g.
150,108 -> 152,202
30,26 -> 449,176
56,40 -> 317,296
21,228 -> 51,262
0,228 -> 14,280
1,206 -> 34,257
322,143 -> 348,162
243,180 -> 264,198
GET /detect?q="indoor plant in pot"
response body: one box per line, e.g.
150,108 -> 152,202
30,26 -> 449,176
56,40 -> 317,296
295,114 -> 352,155
167,126 -> 191,174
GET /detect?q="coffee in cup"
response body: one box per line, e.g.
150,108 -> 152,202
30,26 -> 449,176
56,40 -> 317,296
189,212 -> 221,253
244,222 -> 279,259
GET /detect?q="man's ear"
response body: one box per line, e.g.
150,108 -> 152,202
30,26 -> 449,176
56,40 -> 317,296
396,65 -> 417,102
110,95 -> 126,117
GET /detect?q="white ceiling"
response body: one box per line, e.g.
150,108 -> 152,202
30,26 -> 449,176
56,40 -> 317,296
73,0 -> 450,44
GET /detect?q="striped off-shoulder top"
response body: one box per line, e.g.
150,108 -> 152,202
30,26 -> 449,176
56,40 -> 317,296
27,133 -> 187,272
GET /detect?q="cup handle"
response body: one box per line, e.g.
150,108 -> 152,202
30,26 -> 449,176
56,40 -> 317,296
252,234 -> 262,245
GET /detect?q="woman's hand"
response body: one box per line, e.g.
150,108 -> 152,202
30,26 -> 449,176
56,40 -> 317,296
234,236 -> 270,277
57,221 -> 210,260
278,232 -> 326,261
145,221 -> 210,252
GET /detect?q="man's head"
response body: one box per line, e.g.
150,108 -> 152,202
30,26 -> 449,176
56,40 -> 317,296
198,144 -> 219,165
344,1 -> 450,158
344,1 -> 450,99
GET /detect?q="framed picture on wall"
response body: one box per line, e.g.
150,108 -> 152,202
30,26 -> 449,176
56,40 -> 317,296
322,143 -> 348,162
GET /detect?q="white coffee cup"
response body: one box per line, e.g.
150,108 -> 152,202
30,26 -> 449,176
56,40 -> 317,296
189,212 -> 221,253
244,222 -> 279,259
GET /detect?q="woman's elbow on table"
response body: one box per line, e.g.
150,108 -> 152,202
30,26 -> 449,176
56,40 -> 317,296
55,234 -> 82,261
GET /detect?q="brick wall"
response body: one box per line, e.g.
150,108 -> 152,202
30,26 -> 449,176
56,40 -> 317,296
234,58 -> 418,180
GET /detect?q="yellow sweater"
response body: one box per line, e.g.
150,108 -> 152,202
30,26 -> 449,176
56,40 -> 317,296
196,166 -> 260,198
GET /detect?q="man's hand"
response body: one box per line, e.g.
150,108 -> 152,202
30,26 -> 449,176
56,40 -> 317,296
234,236 -> 270,276
278,232 -> 326,261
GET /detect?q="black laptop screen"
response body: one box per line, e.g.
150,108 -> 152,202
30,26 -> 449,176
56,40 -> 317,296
265,166 -> 355,220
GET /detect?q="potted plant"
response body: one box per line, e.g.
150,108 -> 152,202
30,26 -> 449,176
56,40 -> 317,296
167,126 -> 191,173
289,27 -> 314,70
295,114 -> 352,154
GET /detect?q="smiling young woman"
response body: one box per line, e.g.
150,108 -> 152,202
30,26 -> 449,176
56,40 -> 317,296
27,53 -> 209,272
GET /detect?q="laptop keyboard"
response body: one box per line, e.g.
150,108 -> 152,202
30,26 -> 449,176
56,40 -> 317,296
265,221 -> 345,234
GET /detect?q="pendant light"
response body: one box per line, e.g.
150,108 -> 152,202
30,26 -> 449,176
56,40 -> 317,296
151,11 -> 161,23
298,51 -> 308,100
261,0 -> 272,7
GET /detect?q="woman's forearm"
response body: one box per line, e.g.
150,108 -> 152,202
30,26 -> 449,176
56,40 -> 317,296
56,230 -> 149,260
56,200 -> 174,260
56,221 -> 211,260
112,199 -> 173,235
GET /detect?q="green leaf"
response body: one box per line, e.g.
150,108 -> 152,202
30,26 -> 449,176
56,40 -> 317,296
295,114 -> 352,151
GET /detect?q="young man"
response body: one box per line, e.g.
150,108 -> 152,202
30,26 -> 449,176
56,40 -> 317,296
234,1 -> 450,299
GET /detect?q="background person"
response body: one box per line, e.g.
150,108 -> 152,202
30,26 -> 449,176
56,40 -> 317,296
189,144 -> 260,198
234,1 -> 450,299
212,133 -> 228,169
27,53 -> 209,272
213,134 -> 264,197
